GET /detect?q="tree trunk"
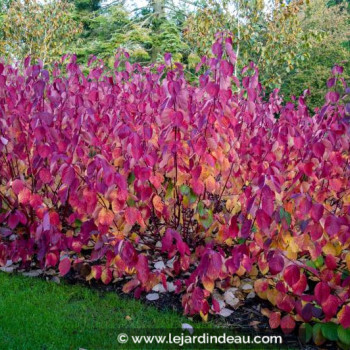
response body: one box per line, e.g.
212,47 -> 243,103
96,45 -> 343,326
151,0 -> 165,61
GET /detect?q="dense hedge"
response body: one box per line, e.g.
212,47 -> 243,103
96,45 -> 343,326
1,37 -> 350,345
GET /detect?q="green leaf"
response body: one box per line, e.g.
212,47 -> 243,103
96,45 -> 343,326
342,270 -> 350,280
299,323 -> 313,343
285,212 -> 291,227
180,185 -> 190,195
197,201 -> 205,216
200,210 -> 213,229
74,219 -> 82,228
314,255 -> 324,268
321,323 -> 338,341
127,172 -> 135,185
279,208 -> 291,227
306,260 -> 316,269
165,182 -> 174,200
338,326 -> 350,346
127,198 -> 135,207
189,189 -> 197,204
313,323 -> 326,346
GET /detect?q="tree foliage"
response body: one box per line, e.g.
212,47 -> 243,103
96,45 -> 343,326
184,0 -> 320,89
0,0 -> 82,64
281,0 -> 350,107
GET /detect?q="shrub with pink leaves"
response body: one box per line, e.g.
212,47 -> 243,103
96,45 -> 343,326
1,36 -> 350,345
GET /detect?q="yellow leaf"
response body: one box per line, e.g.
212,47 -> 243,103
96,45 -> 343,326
267,288 -> 278,306
202,277 -> 214,293
322,242 -> 336,256
200,311 -> 208,322
205,175 -> 216,193
346,253 -> 350,271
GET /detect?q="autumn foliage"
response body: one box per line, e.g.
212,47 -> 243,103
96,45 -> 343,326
0,36 -> 350,344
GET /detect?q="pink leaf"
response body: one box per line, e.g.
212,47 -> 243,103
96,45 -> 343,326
325,215 -> 340,236
269,254 -> 284,275
59,257 -> 71,276
284,265 -> 300,287
314,282 -> 330,305
280,315 -> 295,334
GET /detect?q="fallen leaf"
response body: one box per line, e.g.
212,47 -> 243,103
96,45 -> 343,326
146,293 -> 159,301
154,261 -> 166,270
22,270 -> 43,277
182,323 -> 194,334
152,283 -> 166,293
219,308 -> 233,317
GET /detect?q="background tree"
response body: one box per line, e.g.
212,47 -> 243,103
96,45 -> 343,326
129,0 -> 189,62
280,0 -> 350,107
0,0 -> 13,56
71,4 -> 149,64
184,0 -> 318,89
1,0 -> 82,65
70,0 -> 189,65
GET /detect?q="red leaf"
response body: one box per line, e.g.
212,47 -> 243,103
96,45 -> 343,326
312,142 -> 325,158
212,298 -> 221,313
101,268 -> 113,284
8,213 -> 19,229
314,282 -> 330,305
324,215 -> 340,236
309,223 -> 323,241
59,257 -> 71,276
98,208 -> 114,226
256,209 -> 271,230
161,229 -> 174,253
262,185 -> 274,216
269,254 -> 284,275
338,305 -> 350,329
39,168 -> 52,184
280,315 -> 295,334
62,166 -> 75,186
18,188 -> 31,204
229,216 -> 239,237
91,266 -> 102,280
191,287 -> 204,313
45,252 -> 58,268
321,294 -> 339,318
292,273 -> 307,295
122,279 -> 140,294
310,203 -> 324,222
277,294 -> 295,313
121,241 -> 138,268
269,312 -> 281,329
325,254 -> 337,270
136,255 -> 150,285
304,162 -> 314,176
12,179 -> 24,195
206,82 -> 219,97
329,178 -> 342,192
284,265 -> 300,287
125,207 -> 140,226
177,240 -> 190,256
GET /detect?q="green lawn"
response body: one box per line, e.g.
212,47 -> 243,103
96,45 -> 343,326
0,272 -> 198,350
0,272 -> 294,350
